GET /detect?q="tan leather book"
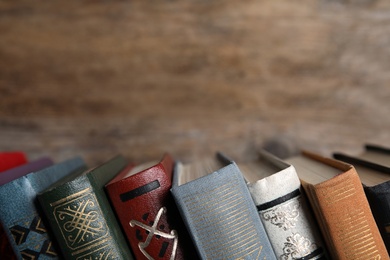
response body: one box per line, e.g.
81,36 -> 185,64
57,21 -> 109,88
333,144 -> 390,252
286,151 -> 388,259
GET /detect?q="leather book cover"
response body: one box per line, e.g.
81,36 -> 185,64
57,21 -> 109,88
106,153 -> 197,260
333,145 -> 390,252
288,151 -> 388,259
38,155 -> 134,260
238,150 -> 328,259
171,153 -> 276,259
0,157 -> 53,259
0,157 -> 85,259
0,151 -> 27,172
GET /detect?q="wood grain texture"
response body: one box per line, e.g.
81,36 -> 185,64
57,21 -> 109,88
0,0 -> 389,165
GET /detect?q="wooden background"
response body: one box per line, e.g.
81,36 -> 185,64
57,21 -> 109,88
0,0 -> 389,166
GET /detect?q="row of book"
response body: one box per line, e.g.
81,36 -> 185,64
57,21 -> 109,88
0,143 -> 389,259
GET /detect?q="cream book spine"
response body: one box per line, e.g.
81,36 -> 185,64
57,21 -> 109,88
242,150 -> 328,259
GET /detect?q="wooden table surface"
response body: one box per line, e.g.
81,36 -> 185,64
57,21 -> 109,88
0,0 -> 389,166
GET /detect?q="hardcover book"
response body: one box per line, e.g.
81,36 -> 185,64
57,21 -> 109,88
236,149 -> 328,259
333,144 -> 390,252
0,157 -> 85,260
0,151 -> 27,172
286,151 -> 388,259
38,155 -> 134,260
106,153 -> 197,260
171,152 -> 276,260
0,157 -> 53,259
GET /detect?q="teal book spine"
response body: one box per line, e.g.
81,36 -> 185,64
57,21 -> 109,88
0,157 -> 86,260
38,155 -> 134,260
171,156 -> 276,260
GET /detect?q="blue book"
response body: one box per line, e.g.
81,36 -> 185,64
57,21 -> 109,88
171,153 -> 276,260
0,157 -> 86,260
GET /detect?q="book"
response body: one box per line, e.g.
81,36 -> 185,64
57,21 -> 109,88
333,144 -> 390,252
0,157 -> 53,260
0,157 -> 53,186
0,151 -> 27,172
171,152 -> 276,259
286,151 -> 388,259
106,153 -> 197,260
0,157 -> 85,260
236,149 -> 328,259
38,155 -> 134,260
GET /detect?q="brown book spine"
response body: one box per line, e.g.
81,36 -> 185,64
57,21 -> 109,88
302,168 -> 388,259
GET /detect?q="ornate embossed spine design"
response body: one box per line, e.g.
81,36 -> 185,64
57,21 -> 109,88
57,199 -> 104,246
261,199 -> 300,231
51,188 -> 117,259
9,215 -> 57,258
257,189 -> 325,260
281,233 -> 318,260
130,207 -> 178,260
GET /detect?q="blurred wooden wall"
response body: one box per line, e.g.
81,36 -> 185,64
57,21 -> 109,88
0,0 -> 389,165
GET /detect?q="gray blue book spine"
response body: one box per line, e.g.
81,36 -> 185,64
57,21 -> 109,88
0,157 -> 85,260
171,161 -> 276,260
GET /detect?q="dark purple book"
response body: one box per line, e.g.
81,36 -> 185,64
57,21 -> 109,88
0,157 -> 53,186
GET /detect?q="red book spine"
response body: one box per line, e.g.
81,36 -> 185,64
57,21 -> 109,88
0,151 -> 27,172
106,154 -> 196,260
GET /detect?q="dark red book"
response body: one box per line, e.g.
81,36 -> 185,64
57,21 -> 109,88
0,151 -> 27,172
105,154 -> 197,260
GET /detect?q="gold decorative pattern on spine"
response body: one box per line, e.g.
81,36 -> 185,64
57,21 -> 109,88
51,187 -> 118,259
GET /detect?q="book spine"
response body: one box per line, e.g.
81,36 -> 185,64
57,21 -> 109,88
247,162 -> 328,260
304,169 -> 388,259
171,163 -> 276,260
106,160 -> 196,260
253,188 -> 328,259
38,156 -> 133,260
39,176 -> 128,259
0,158 -> 86,259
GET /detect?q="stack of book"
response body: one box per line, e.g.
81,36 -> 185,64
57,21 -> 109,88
0,144 -> 389,259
